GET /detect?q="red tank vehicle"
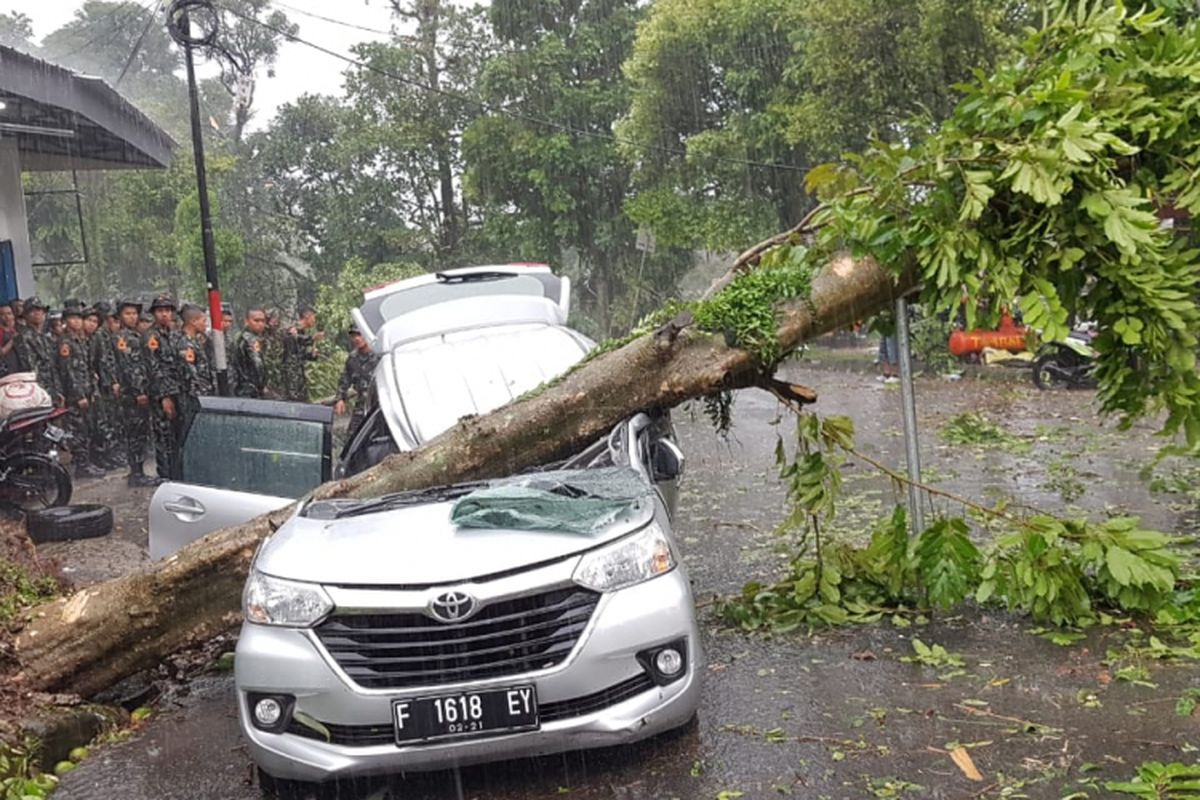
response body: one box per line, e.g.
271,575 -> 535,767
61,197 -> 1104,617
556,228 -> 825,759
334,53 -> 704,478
948,312 -> 1029,357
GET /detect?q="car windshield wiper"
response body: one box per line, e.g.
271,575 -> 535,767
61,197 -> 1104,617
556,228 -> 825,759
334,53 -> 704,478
308,482 -> 492,520
435,271 -> 514,284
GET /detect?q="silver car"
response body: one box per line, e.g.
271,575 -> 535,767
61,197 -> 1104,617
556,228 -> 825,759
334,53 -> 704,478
238,413 -> 699,790
146,265 -> 702,791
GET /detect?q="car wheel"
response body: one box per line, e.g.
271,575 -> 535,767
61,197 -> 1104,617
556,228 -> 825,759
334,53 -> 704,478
658,711 -> 700,742
26,503 -> 113,544
257,768 -> 338,800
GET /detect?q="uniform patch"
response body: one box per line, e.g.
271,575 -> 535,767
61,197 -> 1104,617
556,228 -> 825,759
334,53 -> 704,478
116,337 -> 128,352
252,340 -> 261,353
184,347 -> 195,364
58,343 -> 70,358
147,336 -> 159,351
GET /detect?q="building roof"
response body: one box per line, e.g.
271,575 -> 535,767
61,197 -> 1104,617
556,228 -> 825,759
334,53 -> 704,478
0,44 -> 174,171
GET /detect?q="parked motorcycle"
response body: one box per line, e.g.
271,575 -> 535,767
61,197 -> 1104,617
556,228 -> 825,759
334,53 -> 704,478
1032,326 -> 1098,390
0,407 -> 73,510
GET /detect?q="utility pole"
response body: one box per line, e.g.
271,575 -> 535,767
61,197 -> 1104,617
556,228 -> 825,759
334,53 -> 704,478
168,0 -> 230,395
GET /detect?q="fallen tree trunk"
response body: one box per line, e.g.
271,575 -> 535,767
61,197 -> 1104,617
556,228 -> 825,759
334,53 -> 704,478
14,253 -> 915,697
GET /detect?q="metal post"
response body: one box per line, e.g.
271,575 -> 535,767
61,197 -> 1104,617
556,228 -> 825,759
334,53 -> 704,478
895,295 -> 925,534
175,3 -> 230,395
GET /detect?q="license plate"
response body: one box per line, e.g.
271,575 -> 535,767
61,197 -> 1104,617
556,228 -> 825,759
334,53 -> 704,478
393,685 -> 538,744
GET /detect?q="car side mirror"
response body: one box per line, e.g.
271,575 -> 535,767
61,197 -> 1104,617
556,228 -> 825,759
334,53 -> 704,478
650,439 -> 685,483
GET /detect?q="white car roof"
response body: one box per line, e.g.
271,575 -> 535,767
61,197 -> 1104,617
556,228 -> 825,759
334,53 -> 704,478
376,322 -> 592,449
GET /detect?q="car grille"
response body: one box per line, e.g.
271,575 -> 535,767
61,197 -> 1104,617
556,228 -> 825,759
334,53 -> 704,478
313,587 -> 602,690
284,673 -> 657,747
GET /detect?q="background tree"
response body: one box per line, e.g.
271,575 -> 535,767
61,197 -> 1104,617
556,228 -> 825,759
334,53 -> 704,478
0,12 -> 34,50
209,0 -> 299,144
463,0 -> 689,336
619,0 -> 1026,252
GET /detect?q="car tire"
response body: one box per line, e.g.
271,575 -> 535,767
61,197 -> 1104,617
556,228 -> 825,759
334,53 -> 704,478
26,503 -> 113,544
257,768 -> 338,800
658,711 -> 700,743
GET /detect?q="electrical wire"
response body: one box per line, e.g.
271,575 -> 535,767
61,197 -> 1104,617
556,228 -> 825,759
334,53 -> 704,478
269,0 -> 397,38
116,0 -> 166,85
43,0 -> 159,63
216,2 -> 809,174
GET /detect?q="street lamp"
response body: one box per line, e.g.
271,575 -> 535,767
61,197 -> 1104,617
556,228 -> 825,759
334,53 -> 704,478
167,0 -> 230,395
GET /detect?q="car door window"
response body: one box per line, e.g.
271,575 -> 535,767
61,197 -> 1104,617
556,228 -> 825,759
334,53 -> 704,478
181,412 -> 326,499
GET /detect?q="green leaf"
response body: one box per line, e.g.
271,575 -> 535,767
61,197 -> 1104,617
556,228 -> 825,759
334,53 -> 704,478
914,518 -> 981,609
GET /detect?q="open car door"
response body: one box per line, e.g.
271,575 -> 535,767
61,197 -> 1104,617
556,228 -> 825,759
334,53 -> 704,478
148,397 -> 333,560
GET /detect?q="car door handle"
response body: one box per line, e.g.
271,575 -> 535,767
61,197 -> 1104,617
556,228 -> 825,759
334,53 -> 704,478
163,498 -> 206,518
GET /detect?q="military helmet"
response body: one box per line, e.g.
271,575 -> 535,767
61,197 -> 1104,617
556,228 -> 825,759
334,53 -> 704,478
93,300 -> 114,317
118,298 -> 143,313
22,296 -> 48,313
148,294 -> 175,312
62,299 -> 86,318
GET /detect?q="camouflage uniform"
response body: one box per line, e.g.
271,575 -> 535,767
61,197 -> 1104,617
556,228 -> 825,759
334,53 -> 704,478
220,304 -> 237,397
144,299 -> 187,480
179,330 -> 216,427
282,328 -> 319,402
262,326 -> 285,399
113,314 -> 153,483
233,329 -> 268,398
55,327 -> 97,475
15,303 -> 61,403
88,321 -> 123,468
336,347 -> 380,442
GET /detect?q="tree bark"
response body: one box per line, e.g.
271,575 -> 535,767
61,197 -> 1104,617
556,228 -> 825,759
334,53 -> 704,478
12,253 -> 915,697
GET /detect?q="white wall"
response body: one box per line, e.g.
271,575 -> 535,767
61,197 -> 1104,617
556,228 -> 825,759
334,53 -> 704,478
0,138 -> 34,297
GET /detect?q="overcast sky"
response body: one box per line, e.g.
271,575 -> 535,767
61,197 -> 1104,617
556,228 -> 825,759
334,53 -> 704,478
6,0 -> 396,131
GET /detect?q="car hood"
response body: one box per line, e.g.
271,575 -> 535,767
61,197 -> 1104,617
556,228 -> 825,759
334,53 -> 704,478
254,495 -> 655,586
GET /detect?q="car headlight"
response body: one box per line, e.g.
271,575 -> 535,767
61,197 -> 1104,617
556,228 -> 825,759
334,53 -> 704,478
243,570 -> 333,627
573,521 -> 675,592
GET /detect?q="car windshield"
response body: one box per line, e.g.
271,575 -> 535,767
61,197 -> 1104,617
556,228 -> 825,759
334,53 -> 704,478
181,412 -> 326,499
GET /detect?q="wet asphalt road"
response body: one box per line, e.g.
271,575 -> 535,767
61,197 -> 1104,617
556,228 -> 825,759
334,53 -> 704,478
53,352 -> 1200,799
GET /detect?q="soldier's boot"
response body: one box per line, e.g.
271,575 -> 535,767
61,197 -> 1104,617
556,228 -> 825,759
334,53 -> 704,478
76,462 -> 106,479
127,462 -> 161,488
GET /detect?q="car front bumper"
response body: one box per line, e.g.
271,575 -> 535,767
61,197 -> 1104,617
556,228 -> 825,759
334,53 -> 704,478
236,566 -> 703,783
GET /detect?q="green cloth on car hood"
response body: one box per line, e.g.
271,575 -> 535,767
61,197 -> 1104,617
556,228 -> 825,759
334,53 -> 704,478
450,466 -> 652,535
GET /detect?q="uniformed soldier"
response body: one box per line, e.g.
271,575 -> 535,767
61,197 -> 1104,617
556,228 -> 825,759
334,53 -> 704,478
334,325 -> 380,442
56,300 -> 105,479
87,302 -> 123,470
114,299 -> 156,487
137,312 -> 153,335
15,298 -> 61,405
233,306 -> 269,398
281,306 -> 322,402
262,308 -> 285,399
48,309 -> 64,341
178,304 -> 216,428
0,303 -> 21,377
144,294 -> 186,480
220,302 -> 237,396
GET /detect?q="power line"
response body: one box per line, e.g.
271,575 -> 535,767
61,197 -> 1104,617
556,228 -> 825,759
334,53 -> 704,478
269,0 -> 397,38
44,0 -> 159,64
116,0 -> 166,85
216,2 -> 809,174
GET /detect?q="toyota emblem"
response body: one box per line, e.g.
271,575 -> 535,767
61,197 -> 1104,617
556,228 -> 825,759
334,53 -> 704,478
428,590 -> 477,623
